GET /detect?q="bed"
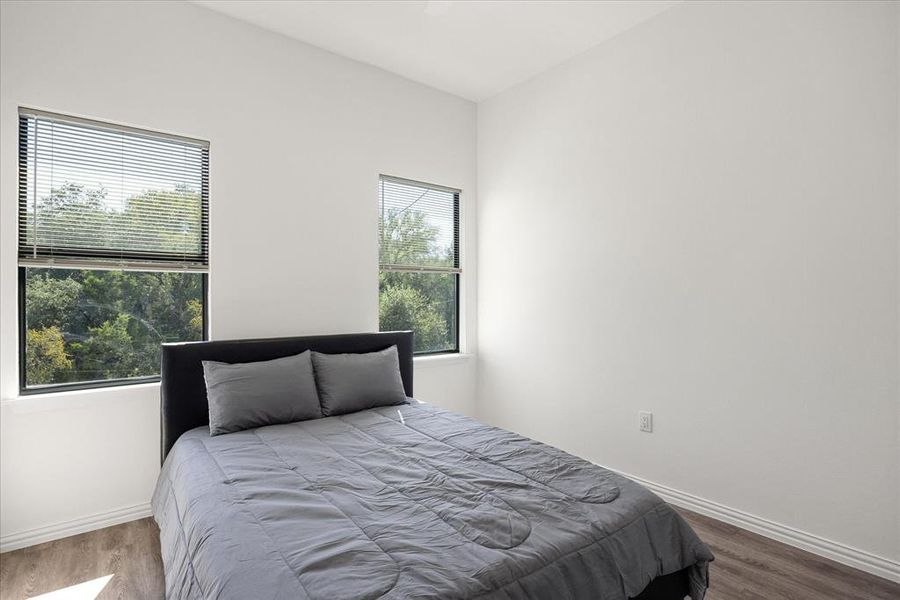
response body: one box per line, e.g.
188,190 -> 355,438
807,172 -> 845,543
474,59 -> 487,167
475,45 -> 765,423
152,331 -> 712,599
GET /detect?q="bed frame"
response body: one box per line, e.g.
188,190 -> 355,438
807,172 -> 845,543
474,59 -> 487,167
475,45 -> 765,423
158,329 -> 692,600
159,331 -> 414,462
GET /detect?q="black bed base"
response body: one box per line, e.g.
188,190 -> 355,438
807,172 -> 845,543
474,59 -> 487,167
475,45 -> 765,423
631,568 -> 690,599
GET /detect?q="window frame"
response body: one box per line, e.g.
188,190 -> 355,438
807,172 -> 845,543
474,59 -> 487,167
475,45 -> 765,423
16,108 -> 210,395
17,268 -> 209,396
378,174 -> 461,356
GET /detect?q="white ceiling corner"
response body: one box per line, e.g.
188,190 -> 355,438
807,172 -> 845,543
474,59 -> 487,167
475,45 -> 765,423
190,1 -> 680,102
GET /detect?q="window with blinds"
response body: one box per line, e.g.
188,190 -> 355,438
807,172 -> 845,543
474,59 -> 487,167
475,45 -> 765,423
18,109 -> 208,270
378,175 -> 460,354
17,108 -> 209,393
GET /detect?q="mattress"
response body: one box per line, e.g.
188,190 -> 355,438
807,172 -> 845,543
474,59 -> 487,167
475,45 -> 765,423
152,402 -> 712,599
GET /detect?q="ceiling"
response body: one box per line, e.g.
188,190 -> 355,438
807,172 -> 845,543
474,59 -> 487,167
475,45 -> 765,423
191,1 -> 679,102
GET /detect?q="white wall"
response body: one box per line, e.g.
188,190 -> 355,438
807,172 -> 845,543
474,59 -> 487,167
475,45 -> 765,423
0,0 -> 476,546
478,0 -> 899,565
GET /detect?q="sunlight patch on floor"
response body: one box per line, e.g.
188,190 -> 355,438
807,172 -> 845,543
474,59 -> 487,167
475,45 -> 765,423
28,575 -> 113,600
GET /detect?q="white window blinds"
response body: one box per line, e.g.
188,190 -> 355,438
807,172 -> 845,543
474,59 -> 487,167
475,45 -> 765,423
378,175 -> 460,273
18,109 -> 209,271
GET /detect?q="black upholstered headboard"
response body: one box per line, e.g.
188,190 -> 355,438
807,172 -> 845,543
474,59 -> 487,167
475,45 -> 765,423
159,331 -> 414,462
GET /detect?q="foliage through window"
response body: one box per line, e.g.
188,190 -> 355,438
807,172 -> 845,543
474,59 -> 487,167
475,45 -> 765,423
378,176 -> 459,354
18,109 -> 209,392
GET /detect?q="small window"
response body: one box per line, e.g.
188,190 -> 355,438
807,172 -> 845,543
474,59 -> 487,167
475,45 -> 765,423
17,109 -> 209,393
378,175 -> 460,355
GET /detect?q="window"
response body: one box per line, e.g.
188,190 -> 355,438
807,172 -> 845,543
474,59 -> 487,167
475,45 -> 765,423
378,175 -> 460,354
17,109 -> 209,393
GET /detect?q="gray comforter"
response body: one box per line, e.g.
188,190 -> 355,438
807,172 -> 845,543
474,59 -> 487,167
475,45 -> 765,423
152,402 -> 712,600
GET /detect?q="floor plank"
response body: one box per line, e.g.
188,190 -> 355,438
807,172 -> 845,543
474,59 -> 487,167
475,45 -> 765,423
0,509 -> 897,599
0,518 -> 163,600
678,508 -> 900,600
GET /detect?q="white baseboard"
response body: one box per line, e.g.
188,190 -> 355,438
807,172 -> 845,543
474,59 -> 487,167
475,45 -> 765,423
0,502 -> 152,553
604,466 -> 900,584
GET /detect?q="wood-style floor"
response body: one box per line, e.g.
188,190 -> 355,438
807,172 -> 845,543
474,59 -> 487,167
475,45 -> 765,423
1,508 -> 897,599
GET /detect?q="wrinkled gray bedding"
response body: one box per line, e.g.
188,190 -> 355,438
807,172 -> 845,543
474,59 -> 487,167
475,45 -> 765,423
152,402 -> 712,599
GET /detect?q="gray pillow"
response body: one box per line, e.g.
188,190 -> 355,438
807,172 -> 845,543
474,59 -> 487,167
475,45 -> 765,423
312,346 -> 408,416
202,351 -> 321,436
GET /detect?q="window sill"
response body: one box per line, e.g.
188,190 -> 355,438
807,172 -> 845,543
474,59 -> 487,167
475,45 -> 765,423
1,381 -> 161,413
413,353 -> 474,368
